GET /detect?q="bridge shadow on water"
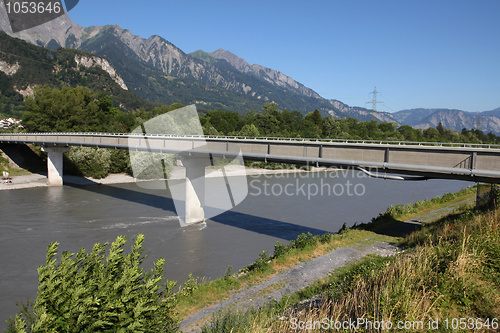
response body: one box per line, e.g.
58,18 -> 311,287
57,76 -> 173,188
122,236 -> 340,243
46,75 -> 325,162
65,182 -> 328,241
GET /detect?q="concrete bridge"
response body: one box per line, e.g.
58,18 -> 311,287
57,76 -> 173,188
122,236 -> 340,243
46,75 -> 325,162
2,133 -> 500,223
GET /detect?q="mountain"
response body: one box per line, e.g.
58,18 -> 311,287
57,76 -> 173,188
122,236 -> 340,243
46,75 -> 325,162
482,107 -> 500,118
393,108 -> 500,135
0,9 -> 341,116
202,49 -> 321,99
392,108 -> 437,125
327,99 -> 397,123
0,33 -> 154,117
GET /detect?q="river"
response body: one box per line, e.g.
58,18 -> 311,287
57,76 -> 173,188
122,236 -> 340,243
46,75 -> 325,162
0,170 -> 472,325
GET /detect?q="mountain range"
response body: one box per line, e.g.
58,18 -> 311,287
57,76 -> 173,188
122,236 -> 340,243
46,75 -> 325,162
1,8 -> 499,134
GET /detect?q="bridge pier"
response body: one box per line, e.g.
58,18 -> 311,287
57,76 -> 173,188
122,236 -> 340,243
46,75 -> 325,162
42,146 -> 69,186
181,156 -> 210,225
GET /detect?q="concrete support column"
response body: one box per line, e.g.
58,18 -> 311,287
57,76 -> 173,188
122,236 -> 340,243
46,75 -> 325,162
181,156 -> 210,225
42,146 -> 69,186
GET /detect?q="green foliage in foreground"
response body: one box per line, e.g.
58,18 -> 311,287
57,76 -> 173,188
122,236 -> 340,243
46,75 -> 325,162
7,234 -> 178,333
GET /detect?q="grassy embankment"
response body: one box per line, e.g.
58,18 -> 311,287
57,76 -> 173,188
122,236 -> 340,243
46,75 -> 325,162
175,186 -> 480,325
197,185 -> 500,332
0,151 -> 30,176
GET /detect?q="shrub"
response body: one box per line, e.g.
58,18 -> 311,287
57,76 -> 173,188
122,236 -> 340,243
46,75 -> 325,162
290,232 -> 316,250
129,151 -> 176,180
109,149 -> 132,174
179,273 -> 199,297
273,241 -> 288,258
66,146 -> 112,179
246,250 -> 270,272
319,232 -> 333,244
9,234 -> 178,333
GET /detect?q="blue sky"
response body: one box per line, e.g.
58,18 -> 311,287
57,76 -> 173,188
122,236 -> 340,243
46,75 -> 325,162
67,0 -> 499,113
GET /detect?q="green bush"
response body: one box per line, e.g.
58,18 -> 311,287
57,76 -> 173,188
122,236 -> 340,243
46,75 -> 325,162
290,232 -> 316,250
109,150 -> 132,174
9,234 -> 178,333
273,241 -> 287,258
246,250 -> 270,272
66,146 -> 112,179
179,273 -> 199,297
129,151 -> 176,180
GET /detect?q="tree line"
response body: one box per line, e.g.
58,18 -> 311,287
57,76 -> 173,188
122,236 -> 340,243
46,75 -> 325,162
8,86 -> 500,178
17,86 -> 500,145
200,102 -> 500,144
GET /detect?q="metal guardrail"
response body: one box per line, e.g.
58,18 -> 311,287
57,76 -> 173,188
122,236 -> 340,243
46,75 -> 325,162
2,132 -> 500,183
1,132 -> 500,150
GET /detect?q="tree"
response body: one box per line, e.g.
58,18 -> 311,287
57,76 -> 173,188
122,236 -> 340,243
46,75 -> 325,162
291,110 -> 303,122
245,108 -> 256,124
423,127 -> 440,141
308,109 -> 323,126
398,125 -> 421,142
262,102 -> 279,117
10,234 -> 178,333
239,123 -> 260,137
202,110 -> 243,135
437,122 -> 445,134
322,117 -> 342,138
22,86 -> 125,133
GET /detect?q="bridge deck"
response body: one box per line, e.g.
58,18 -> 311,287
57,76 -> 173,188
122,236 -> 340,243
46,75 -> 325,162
1,133 -> 500,183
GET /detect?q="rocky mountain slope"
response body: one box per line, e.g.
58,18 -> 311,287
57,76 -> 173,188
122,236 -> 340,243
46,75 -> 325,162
393,108 -> 500,134
328,99 -> 396,122
0,9 -> 341,115
203,48 -> 321,99
0,33 -> 152,116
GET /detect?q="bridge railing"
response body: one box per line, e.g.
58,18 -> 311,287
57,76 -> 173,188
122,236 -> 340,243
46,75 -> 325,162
2,132 -> 500,150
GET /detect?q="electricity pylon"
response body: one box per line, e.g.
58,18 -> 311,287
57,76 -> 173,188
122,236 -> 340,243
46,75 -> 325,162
366,86 -> 383,113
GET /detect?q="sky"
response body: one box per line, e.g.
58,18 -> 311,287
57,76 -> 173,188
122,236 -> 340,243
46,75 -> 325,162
65,0 -> 500,113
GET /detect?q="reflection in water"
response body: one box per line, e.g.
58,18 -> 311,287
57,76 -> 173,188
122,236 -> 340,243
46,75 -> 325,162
0,172 -> 472,325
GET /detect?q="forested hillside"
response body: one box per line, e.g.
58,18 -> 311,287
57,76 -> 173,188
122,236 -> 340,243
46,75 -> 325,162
0,33 -> 154,118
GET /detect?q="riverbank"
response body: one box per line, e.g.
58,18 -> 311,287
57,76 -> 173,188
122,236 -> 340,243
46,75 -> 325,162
0,165 -> 334,191
179,186 -> 481,332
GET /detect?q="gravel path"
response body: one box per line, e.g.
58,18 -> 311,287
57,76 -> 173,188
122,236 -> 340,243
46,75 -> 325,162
408,197 -> 476,224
